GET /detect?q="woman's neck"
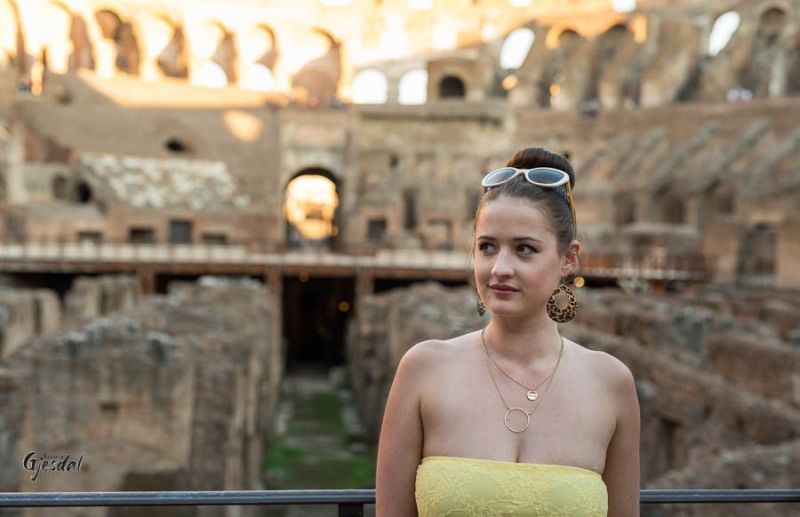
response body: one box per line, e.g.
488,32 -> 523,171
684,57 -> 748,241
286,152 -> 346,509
483,317 -> 562,366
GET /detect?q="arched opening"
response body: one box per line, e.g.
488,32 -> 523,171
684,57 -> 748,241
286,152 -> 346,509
500,28 -> 534,70
211,31 -> 237,84
439,75 -> 465,99
240,64 -> 275,91
198,61 -> 228,88
194,22 -> 236,87
0,0 -> 22,73
590,25 -> 633,107
708,11 -> 740,57
738,8 -> 786,97
540,29 -> 583,108
352,68 -> 388,104
75,181 -> 93,203
240,25 -> 277,91
40,2 -> 72,74
739,224 -> 776,285
398,68 -> 427,105
291,30 -> 341,106
95,9 -> 140,75
283,170 -> 340,249
164,138 -> 191,154
612,0 -> 636,12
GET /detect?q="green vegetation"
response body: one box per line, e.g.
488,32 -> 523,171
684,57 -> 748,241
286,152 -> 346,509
264,389 -> 375,490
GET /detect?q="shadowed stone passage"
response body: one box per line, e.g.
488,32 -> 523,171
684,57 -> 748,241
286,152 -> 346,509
263,368 -> 375,517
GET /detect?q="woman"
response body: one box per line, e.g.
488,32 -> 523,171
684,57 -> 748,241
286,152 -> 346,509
375,147 -> 640,516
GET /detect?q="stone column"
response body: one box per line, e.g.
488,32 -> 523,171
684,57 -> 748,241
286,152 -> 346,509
137,267 -> 156,296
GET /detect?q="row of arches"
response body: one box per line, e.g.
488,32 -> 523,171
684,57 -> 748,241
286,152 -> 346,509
1,1 -> 796,106
350,4 -> 797,108
0,1 -> 338,96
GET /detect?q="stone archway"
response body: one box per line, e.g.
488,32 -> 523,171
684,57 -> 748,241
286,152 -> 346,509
240,24 -> 278,91
439,74 -> 465,98
738,7 -> 787,98
283,168 -> 340,250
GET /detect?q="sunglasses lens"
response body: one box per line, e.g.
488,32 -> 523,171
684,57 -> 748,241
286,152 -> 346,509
483,167 -> 517,186
526,168 -> 566,185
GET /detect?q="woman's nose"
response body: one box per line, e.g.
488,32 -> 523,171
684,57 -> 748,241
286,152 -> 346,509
491,249 -> 513,277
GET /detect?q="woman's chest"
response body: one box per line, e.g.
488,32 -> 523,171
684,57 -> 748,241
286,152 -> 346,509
420,365 -> 616,470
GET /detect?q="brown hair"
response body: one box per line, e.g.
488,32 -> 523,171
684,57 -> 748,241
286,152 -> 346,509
475,147 -> 576,253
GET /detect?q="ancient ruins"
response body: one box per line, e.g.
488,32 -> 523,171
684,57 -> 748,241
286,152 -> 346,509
0,0 -> 798,515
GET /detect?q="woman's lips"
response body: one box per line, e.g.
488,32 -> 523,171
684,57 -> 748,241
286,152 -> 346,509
489,284 -> 518,296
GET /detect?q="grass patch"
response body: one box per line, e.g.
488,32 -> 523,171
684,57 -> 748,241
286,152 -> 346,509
309,392 -> 346,434
264,441 -> 308,486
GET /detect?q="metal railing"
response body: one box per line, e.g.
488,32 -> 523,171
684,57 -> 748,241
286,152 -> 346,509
0,489 -> 798,516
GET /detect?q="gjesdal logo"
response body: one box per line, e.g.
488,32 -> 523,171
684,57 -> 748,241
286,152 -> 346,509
23,451 -> 84,481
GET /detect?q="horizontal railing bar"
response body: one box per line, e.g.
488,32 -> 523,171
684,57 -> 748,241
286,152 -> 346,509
0,489 -> 798,507
640,489 -> 800,503
0,489 -> 375,507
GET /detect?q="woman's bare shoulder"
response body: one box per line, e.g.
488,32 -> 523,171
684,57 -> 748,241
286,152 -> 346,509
400,331 -> 478,370
566,338 -> 635,392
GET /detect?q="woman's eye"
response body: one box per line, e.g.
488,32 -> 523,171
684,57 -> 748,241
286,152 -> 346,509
478,242 -> 494,253
518,244 -> 536,254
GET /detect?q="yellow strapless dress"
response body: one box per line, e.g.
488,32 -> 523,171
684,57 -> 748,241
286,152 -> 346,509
415,456 -> 608,516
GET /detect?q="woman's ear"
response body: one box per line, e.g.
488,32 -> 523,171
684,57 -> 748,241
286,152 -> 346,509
562,240 -> 581,277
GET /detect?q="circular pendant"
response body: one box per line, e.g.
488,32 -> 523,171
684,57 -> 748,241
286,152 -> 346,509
526,390 -> 538,401
504,407 -> 531,433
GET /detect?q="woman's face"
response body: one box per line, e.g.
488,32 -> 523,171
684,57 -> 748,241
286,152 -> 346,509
474,195 -> 577,320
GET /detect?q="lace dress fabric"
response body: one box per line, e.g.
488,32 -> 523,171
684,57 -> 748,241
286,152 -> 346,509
415,456 -> 608,516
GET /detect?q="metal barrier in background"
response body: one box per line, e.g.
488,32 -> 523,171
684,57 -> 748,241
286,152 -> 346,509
0,489 -> 798,516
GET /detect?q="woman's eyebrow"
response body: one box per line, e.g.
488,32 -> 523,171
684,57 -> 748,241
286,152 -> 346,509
513,236 -> 543,244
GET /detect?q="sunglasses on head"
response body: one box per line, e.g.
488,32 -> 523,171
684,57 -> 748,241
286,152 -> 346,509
480,167 -> 577,237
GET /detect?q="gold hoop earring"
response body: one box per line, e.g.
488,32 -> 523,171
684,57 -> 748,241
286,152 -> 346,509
477,297 -> 486,317
546,284 -> 577,323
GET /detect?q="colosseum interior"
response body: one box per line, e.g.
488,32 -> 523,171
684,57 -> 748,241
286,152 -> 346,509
0,0 -> 798,516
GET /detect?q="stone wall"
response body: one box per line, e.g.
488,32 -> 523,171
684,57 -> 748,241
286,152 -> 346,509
0,289 -> 60,361
63,275 -> 138,322
347,282 -> 484,444
647,440 -> 800,517
0,278 -> 281,517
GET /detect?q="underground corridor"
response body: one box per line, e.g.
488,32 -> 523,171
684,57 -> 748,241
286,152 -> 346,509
281,273 -> 355,373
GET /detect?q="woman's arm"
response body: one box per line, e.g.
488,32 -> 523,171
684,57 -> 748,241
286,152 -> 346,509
603,361 -> 641,517
375,344 -> 429,517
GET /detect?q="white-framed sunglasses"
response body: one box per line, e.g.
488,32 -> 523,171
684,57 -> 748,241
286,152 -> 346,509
481,167 -> 577,236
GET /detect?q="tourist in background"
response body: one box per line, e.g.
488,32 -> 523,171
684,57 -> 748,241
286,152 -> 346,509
376,147 -> 640,516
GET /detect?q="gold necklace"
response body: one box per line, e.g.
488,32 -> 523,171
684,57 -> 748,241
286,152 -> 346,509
480,328 -> 564,433
482,331 -> 560,402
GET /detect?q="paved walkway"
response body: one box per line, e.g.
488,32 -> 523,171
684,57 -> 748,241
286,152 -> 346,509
261,368 -> 375,517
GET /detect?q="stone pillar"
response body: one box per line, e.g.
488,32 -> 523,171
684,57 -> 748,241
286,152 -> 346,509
769,50 -> 787,98
137,267 -> 156,296
265,267 -> 283,367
